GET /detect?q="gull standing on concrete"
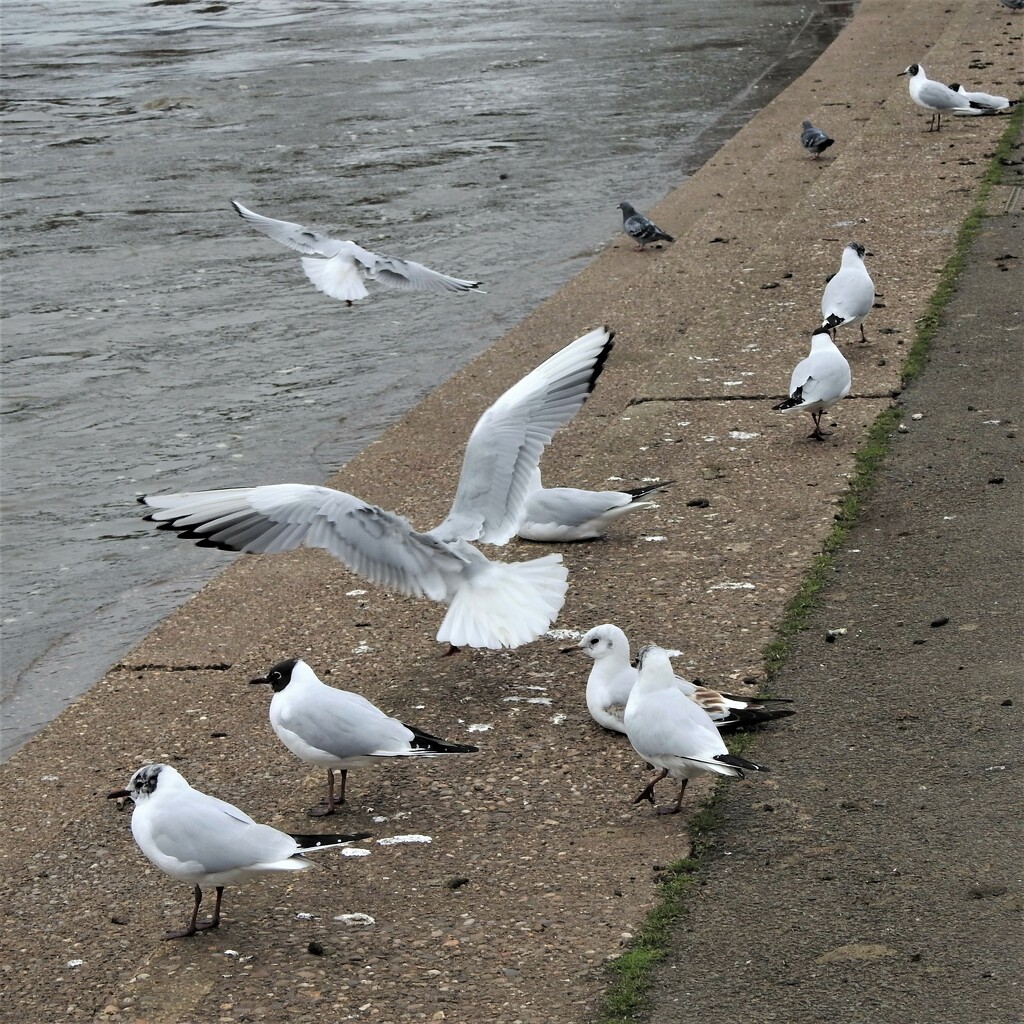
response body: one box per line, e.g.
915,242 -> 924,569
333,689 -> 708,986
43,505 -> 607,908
617,202 -> 674,251
232,200 -> 481,305
623,646 -> 767,815
897,64 -> 994,131
140,327 -> 614,652
821,241 -> 875,342
251,657 -> 478,816
946,83 -> 1018,111
573,624 -> 793,734
773,326 -> 852,441
108,763 -> 370,938
800,120 -> 834,158
516,471 -> 672,542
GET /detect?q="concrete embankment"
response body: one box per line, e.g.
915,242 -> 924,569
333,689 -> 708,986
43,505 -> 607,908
1,2 -> 1019,1022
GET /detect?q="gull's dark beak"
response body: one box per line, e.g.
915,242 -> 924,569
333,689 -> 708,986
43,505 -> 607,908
249,675 -> 270,685
896,70 -> 908,77
108,788 -> 130,800
560,644 -> 583,655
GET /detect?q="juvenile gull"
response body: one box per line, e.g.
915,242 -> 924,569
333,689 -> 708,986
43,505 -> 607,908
617,202 -> 674,251
251,657 -> 478,816
140,327 -> 614,651
897,64 -> 994,131
232,200 -> 481,305
517,472 -> 673,542
800,120 -> 834,158
573,624 -> 793,733
108,764 -> 370,939
773,326 -> 852,441
821,241 -> 875,342
623,646 -> 767,815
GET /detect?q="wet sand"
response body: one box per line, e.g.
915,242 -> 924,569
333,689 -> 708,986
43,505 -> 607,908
1,1 -> 1021,1022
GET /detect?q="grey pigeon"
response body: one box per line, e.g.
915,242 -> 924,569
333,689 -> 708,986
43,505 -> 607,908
618,202 -> 674,251
997,0 -> 1024,11
800,120 -> 834,158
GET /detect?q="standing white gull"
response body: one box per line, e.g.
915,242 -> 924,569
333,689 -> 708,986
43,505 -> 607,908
800,120 -> 834,158
108,763 -> 370,939
820,241 -> 875,342
773,326 -> 852,441
232,200 -> 481,305
897,64 -> 995,131
617,202 -> 674,251
140,326 -> 614,651
623,646 -> 767,815
250,657 -> 478,816
572,624 -> 793,733
517,471 -> 672,542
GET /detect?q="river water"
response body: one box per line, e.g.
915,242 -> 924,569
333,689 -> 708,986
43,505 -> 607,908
0,0 -> 854,756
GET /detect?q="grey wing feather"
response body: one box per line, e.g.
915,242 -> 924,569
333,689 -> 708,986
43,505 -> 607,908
141,484 -> 467,601
524,487 -> 631,529
352,250 -> 481,293
279,688 -> 415,759
232,201 -> 346,257
152,793 -> 296,872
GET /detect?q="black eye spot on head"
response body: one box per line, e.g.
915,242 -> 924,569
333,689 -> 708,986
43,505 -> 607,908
133,764 -> 163,795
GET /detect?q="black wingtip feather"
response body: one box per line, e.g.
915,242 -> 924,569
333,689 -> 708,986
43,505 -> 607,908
585,329 -> 616,395
406,724 -> 480,754
714,752 -> 768,773
289,830 -> 373,848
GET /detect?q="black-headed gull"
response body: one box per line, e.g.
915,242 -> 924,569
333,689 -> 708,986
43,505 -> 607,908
800,120 -> 834,158
108,764 -> 370,938
623,646 -> 766,815
773,326 -> 852,441
617,202 -> 674,251
140,326 -> 614,651
517,472 -> 672,542
232,200 -> 481,305
251,658 -> 478,816
820,241 -> 875,342
946,83 -> 1018,111
573,624 -> 793,733
897,64 -> 995,131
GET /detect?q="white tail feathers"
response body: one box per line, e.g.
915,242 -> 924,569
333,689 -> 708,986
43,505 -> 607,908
436,554 -> 568,649
301,254 -> 369,302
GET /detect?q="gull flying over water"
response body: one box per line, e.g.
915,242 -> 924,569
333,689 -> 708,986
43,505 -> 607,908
232,200 -> 481,305
897,64 -> 996,131
617,202 -> 674,251
251,657 -> 478,816
773,326 -> 852,441
800,120 -> 834,158
572,624 -> 794,734
821,241 -> 875,342
108,763 -> 370,938
623,646 -> 767,815
139,327 -> 614,651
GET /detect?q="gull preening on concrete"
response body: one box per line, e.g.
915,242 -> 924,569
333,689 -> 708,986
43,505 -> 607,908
251,658 -> 478,816
897,64 -> 996,131
947,83 -> 1018,111
139,327 -> 614,651
232,200 -> 481,305
617,202 -> 674,251
572,624 -> 794,734
623,646 -> 767,815
108,763 -> 370,938
800,120 -> 834,158
821,241 -> 875,342
773,326 -> 852,441
517,472 -> 672,542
